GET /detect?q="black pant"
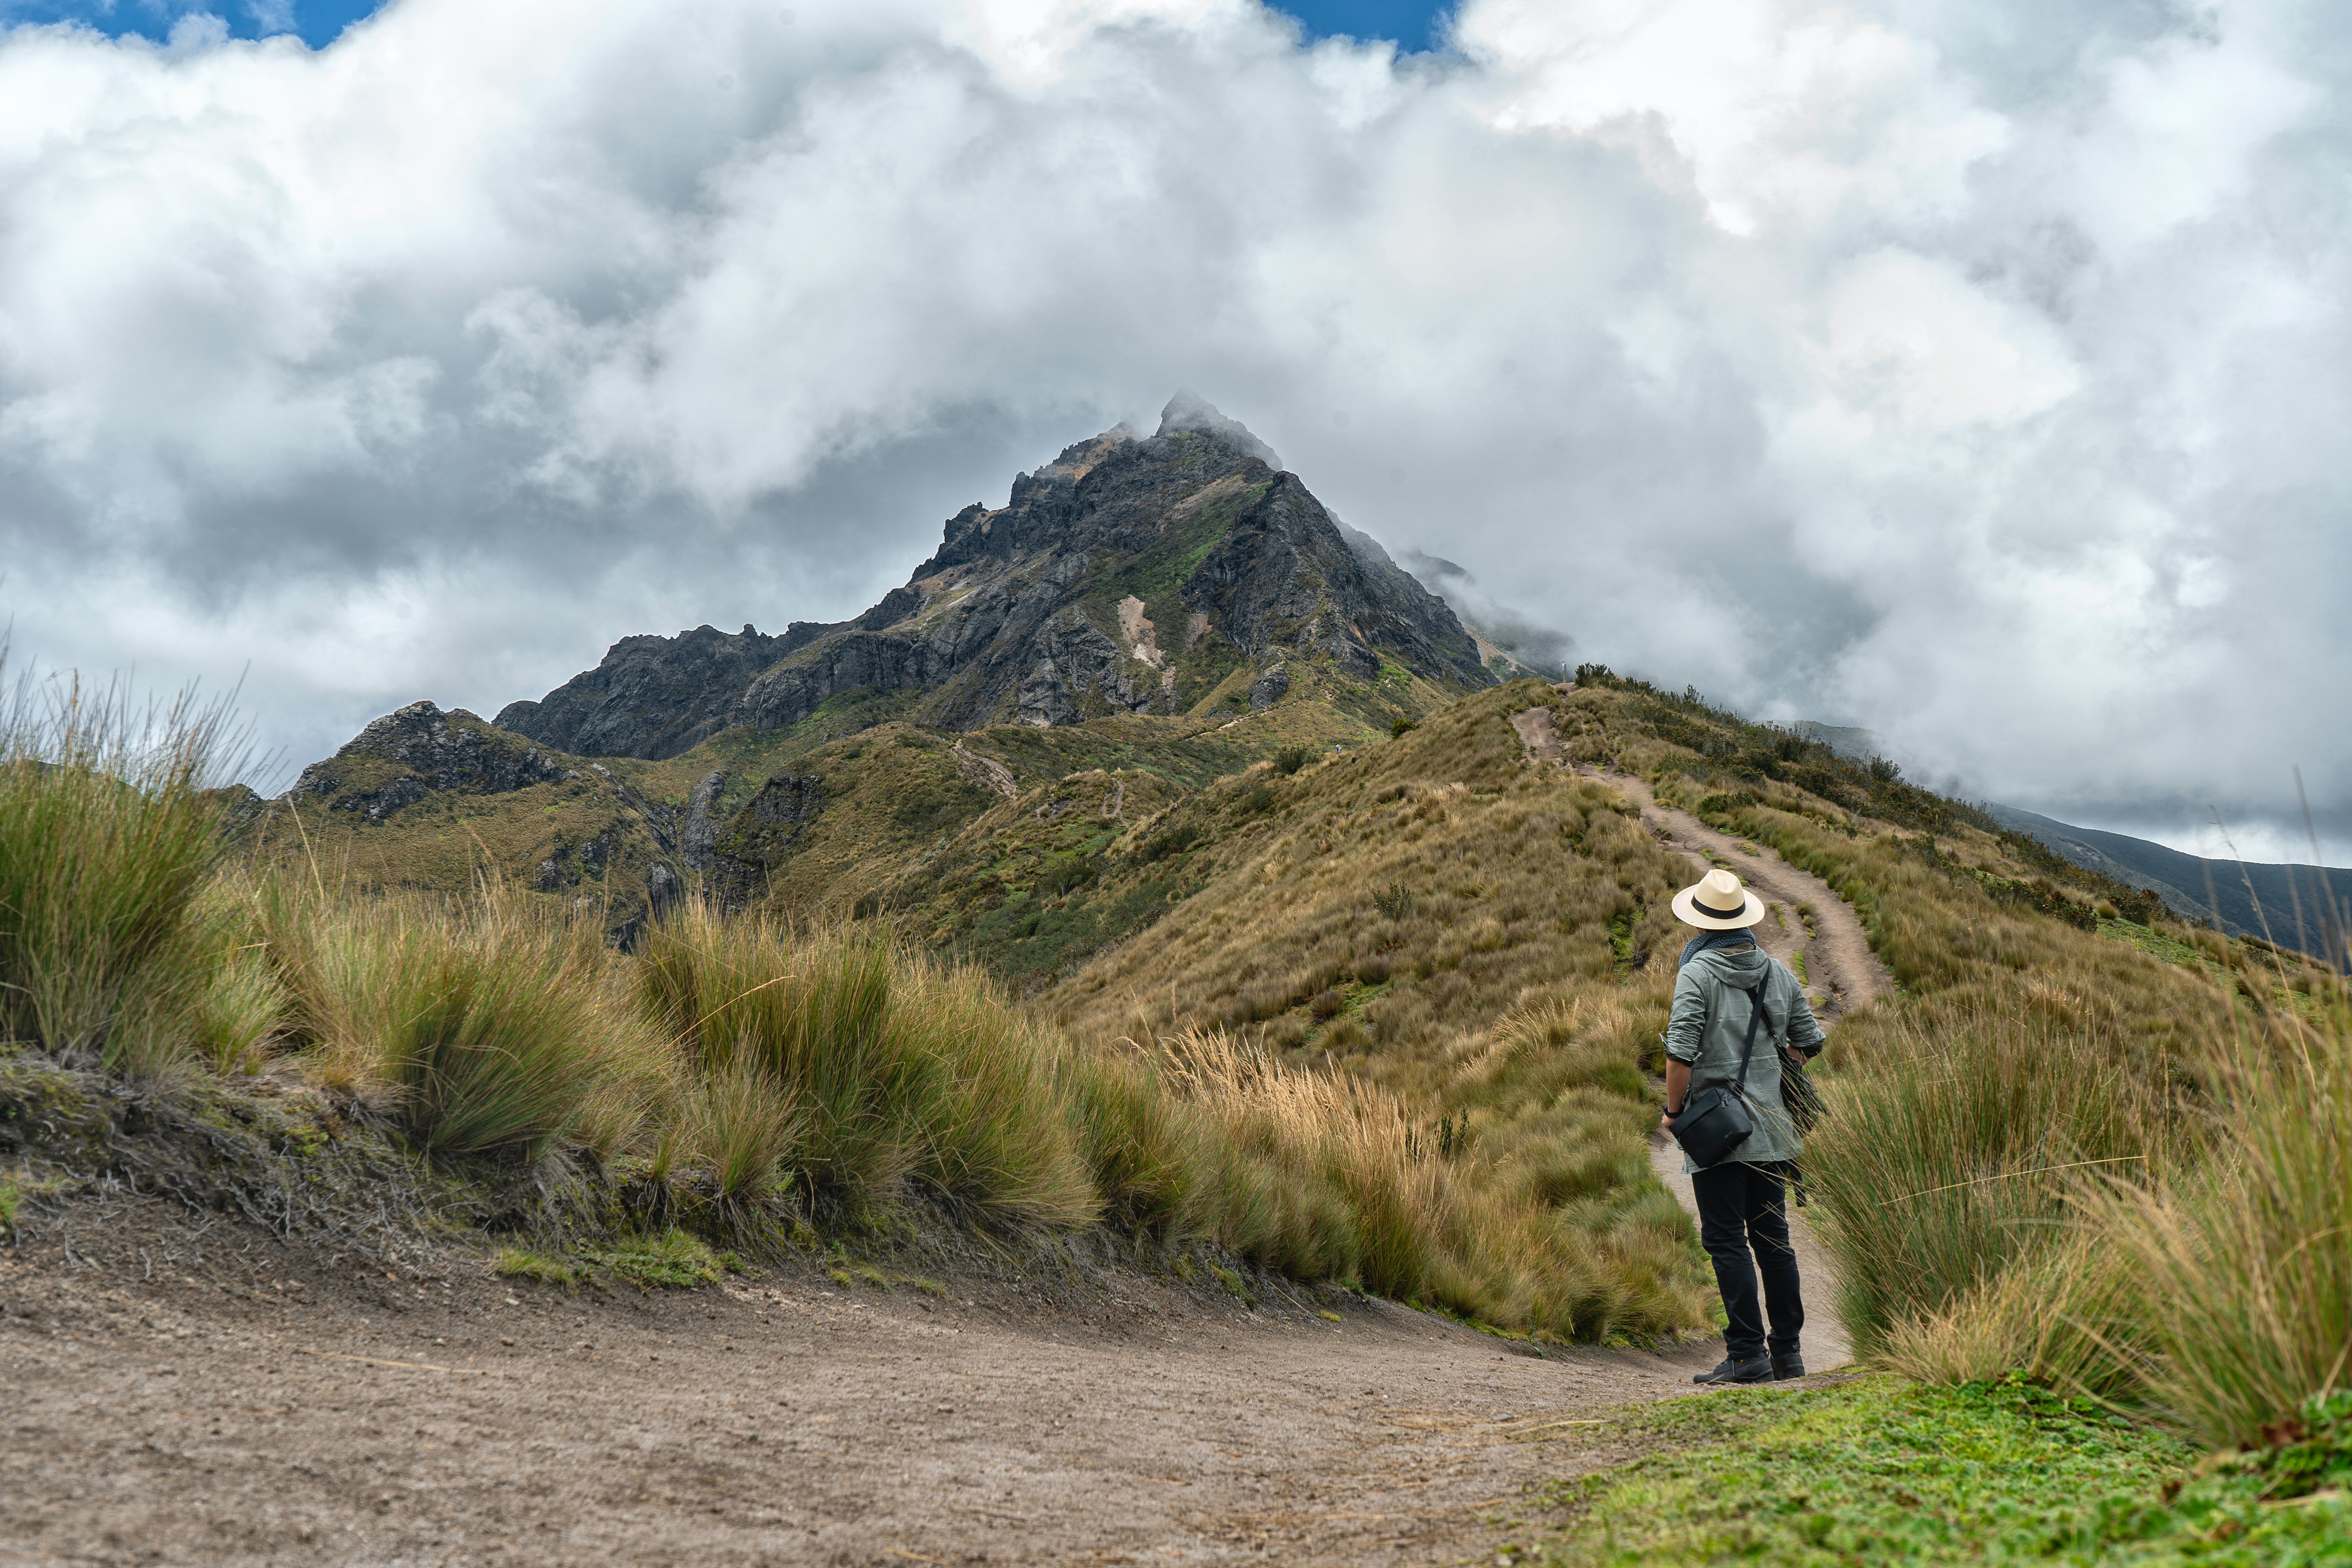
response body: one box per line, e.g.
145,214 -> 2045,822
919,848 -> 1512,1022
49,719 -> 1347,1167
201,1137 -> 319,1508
1691,1161 -> 1803,1360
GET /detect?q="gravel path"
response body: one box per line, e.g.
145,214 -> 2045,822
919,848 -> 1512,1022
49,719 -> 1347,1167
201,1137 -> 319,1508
2,1196 -> 1731,1567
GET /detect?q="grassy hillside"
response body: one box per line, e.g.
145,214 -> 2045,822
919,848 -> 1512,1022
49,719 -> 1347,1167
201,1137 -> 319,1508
16,665 -> 1718,1347
243,653 -> 1447,933
210,653 -> 2352,1387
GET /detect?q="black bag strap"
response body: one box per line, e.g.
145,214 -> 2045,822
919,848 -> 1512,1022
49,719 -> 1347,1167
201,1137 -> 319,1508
1713,982 -> 1771,1099
1748,982 -> 1777,1051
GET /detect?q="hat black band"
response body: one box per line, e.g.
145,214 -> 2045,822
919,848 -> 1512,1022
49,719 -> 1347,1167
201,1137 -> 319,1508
1695,895 -> 1746,916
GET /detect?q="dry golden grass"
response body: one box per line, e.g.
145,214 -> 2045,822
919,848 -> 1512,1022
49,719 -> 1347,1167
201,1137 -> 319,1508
1871,1232 -> 2149,1395
1049,682 -> 1686,1078
1104,1026 -> 1710,1339
238,873 -> 668,1162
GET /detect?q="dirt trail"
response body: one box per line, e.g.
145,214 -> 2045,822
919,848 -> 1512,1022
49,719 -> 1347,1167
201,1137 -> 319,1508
3,1196 -> 1731,1567
1511,707 -> 1892,1024
1514,704 -> 1874,1373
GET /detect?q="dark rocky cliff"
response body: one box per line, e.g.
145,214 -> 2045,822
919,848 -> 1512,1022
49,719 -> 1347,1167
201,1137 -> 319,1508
493,622 -> 829,760
288,701 -> 575,822
471,394 -> 1493,761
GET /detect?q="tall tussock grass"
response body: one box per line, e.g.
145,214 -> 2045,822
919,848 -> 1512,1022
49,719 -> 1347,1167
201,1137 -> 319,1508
244,875 -> 662,1163
2093,1015 -> 2352,1446
1807,995 -> 2192,1363
0,667 -> 243,1076
638,903 -> 1099,1227
1813,979 -> 2352,1439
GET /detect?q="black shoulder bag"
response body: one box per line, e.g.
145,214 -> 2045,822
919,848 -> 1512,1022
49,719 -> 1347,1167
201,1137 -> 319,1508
1667,982 -> 1770,1169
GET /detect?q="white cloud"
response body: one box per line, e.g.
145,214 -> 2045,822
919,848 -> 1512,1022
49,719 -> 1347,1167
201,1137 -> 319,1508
0,0 -> 2347,857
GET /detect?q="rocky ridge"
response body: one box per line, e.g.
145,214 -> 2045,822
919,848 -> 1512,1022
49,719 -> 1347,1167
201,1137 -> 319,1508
264,398 -> 1512,939
492,395 -> 1494,761
288,701 -> 575,823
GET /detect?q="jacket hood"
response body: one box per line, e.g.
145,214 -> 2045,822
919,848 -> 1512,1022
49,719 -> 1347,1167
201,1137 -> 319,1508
1689,943 -> 1773,985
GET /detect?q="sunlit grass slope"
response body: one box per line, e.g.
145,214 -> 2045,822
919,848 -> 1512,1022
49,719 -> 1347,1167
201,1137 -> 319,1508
1542,673 -> 2352,1439
5,667 -> 1711,1342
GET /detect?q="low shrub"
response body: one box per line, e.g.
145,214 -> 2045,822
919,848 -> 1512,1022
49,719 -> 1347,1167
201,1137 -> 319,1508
586,1228 -> 722,1289
495,1248 -> 582,1286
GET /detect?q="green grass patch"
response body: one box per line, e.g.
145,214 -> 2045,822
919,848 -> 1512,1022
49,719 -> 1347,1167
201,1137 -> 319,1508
583,1229 -> 723,1290
494,1247 -> 583,1286
1519,1376 -> 2209,1567
2100,917 -> 2218,973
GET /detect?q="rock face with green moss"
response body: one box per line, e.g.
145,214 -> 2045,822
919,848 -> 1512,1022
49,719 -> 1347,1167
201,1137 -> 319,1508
489,395 -> 1494,760
288,701 -> 575,822
712,773 -> 824,909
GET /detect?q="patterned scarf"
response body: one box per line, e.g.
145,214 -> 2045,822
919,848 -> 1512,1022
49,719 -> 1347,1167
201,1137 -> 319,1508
1676,926 -> 1759,969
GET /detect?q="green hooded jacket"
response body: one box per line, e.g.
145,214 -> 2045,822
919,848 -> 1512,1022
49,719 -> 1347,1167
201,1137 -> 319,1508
1665,940 -> 1825,1173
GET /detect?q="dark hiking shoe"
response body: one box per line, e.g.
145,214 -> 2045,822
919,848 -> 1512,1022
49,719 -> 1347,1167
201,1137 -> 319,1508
1772,1353 -> 1806,1381
1692,1354 -> 1773,1385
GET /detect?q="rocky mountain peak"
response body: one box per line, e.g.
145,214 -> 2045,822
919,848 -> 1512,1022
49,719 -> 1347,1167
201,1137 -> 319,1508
1155,390 -> 1282,470
471,397 -> 1498,760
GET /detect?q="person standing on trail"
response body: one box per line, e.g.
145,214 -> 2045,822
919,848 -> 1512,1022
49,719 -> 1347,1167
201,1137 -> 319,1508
1661,867 -> 1824,1385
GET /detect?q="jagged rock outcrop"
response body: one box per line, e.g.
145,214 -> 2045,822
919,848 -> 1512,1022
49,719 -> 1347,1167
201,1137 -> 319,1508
287,701 -> 572,822
735,632 -> 931,733
1014,608 -> 1169,726
455,396 -> 1494,760
497,622 -> 829,762
712,774 -> 824,908
646,863 -> 682,921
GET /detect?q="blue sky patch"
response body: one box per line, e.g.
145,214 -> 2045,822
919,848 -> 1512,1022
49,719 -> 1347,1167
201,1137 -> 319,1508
5,1 -> 1454,55
1278,0 -> 1451,49
0,0 -> 381,49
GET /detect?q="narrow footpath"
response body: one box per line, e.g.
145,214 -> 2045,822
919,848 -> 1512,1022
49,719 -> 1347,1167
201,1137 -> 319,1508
1510,706 -> 1894,1024
1514,704 -> 1879,1374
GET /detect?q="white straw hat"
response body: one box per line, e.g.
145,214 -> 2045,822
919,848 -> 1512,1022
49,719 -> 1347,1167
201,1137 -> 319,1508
1671,867 -> 1765,929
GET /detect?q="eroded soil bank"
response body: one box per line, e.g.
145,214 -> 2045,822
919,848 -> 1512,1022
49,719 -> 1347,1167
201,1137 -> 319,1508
2,1193 -> 1748,1567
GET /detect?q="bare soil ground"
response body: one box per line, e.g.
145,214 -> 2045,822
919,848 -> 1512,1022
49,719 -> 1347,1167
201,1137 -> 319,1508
3,1192 -> 1750,1568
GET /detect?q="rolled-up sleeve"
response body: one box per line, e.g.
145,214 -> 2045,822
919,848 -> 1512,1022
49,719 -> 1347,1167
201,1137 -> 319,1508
1664,966 -> 1709,1063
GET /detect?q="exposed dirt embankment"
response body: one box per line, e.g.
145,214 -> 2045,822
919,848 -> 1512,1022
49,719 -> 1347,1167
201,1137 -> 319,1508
3,1191 -> 1735,1566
